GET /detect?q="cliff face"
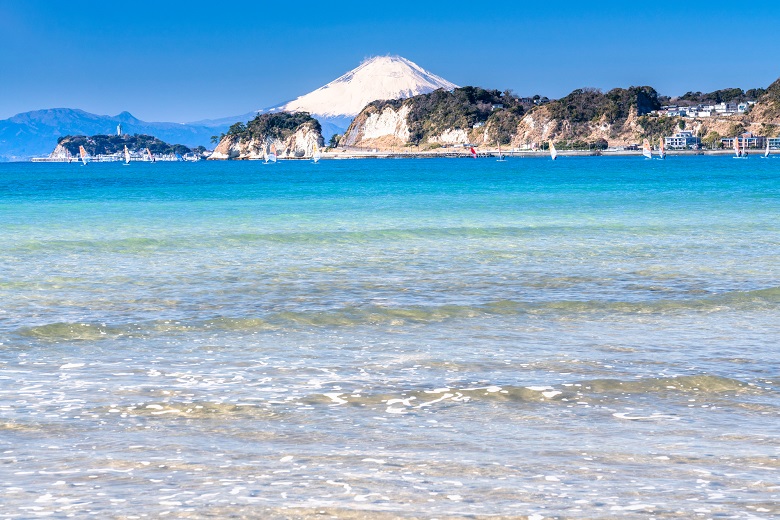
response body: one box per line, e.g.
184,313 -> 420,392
747,78 -> 780,129
338,79 -> 780,151
512,105 -> 644,147
342,104 -> 411,147
341,87 -> 528,149
209,113 -> 323,160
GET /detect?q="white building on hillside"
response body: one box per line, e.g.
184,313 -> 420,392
665,130 -> 701,150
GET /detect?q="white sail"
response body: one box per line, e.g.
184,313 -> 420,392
765,139 -> 770,158
642,138 -> 652,159
146,148 -> 155,162
266,143 -> 277,163
312,142 -> 321,163
497,142 -> 506,161
79,145 -> 88,165
124,145 -> 131,164
734,135 -> 741,157
549,140 -> 558,161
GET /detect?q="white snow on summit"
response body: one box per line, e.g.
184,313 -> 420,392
277,56 -> 458,118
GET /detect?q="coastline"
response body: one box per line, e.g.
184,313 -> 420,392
23,148 -> 767,162
304,148 -> 755,160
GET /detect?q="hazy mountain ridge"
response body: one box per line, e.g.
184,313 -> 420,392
0,108 -> 222,161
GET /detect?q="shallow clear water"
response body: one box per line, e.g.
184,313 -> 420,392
1,157 -> 778,519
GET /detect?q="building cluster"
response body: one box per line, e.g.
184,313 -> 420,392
720,133 -> 780,150
662,130 -> 780,150
656,101 -> 755,118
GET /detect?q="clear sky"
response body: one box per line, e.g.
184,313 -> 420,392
2,0 -> 778,122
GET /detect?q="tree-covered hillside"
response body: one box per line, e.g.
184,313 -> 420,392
219,112 -> 321,143
360,87 -> 530,145
58,134 -> 193,156
675,87 -> 766,105
546,86 -> 661,124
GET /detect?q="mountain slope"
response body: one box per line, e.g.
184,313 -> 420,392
0,108 -> 224,161
278,56 -> 457,118
201,56 -> 459,140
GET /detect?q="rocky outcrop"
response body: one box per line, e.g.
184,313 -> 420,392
209,113 -> 323,160
342,104 -> 411,147
336,79 -> 780,151
341,87 -> 529,149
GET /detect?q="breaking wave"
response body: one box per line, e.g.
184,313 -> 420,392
14,287 -> 780,342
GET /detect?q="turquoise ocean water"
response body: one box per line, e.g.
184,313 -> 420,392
0,157 -> 778,518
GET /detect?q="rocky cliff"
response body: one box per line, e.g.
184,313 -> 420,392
342,79 -> 780,151
341,87 -> 528,149
209,112 -> 323,160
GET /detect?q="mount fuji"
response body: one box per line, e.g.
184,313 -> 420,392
0,56 -> 456,161
196,56 -> 458,139
276,55 -> 457,136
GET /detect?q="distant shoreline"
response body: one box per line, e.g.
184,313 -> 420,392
19,148 -> 771,163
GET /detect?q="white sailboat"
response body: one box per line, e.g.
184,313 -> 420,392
764,139 -> 770,158
146,148 -> 155,163
312,142 -> 321,163
79,145 -> 89,165
497,142 -> 506,162
549,140 -> 558,161
642,138 -> 652,159
733,135 -> 745,158
124,145 -> 131,165
659,137 -> 666,159
266,143 -> 277,163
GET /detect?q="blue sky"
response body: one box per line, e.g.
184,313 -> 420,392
1,0 -> 778,122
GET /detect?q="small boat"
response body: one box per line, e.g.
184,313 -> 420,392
764,139 -> 770,158
124,145 -> 131,165
470,146 -> 477,159
497,142 -> 506,162
146,148 -> 155,163
733,135 -> 746,158
642,138 -> 652,159
266,143 -> 277,163
659,137 -> 666,159
312,142 -> 321,163
79,145 -> 89,165
549,140 -> 558,161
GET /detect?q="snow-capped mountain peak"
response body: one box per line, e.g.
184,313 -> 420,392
277,55 -> 457,118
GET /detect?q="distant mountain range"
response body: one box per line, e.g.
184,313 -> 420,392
0,109 -> 219,162
1,55 -> 457,161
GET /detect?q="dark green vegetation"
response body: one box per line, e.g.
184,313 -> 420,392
215,112 -> 321,143
546,138 -> 609,151
361,87 -> 531,145
547,86 -> 661,124
676,87 -> 766,105
57,134 -> 192,156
